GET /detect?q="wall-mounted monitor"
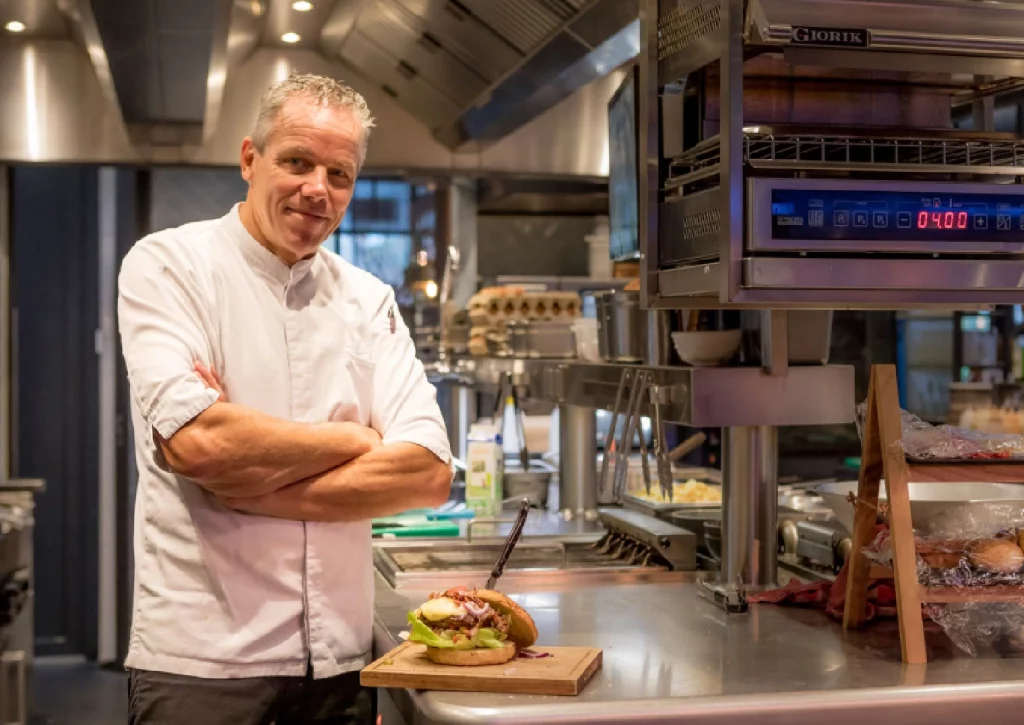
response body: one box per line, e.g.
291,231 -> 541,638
608,65 -> 640,262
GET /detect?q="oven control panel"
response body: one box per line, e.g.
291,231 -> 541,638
749,179 -> 1024,254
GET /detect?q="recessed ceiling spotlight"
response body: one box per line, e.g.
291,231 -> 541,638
281,32 -> 301,44
292,1 -> 314,11
5,21 -> 26,33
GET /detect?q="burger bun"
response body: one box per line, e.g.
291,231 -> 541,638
425,642 -> 516,666
968,538 -> 1024,574
472,589 -> 538,649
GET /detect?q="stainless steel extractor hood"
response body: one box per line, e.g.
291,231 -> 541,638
0,0 -> 633,174
86,0 -> 233,148
319,0 -> 639,150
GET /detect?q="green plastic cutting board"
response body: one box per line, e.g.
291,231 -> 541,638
371,516 -> 460,538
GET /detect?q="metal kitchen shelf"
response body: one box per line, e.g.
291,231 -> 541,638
454,356 -> 856,428
665,132 -> 1024,193
494,276 -> 631,292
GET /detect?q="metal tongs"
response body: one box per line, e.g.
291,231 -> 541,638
598,368 -> 633,502
614,370 -> 652,502
649,383 -> 673,503
598,368 -> 676,503
485,499 -> 531,590
492,371 -> 528,471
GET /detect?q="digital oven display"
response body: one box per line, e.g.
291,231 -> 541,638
770,189 -> 1024,243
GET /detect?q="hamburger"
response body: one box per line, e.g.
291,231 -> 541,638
406,587 -> 538,666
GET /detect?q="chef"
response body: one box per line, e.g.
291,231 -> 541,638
117,73 -> 452,724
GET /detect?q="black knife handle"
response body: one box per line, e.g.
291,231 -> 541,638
485,499 -> 531,589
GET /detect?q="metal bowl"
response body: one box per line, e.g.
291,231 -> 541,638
778,490 -> 831,517
670,509 -> 721,552
703,519 -> 723,561
503,460 -> 555,509
816,480 -> 1024,537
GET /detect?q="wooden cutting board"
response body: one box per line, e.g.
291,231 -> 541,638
361,642 -> 603,696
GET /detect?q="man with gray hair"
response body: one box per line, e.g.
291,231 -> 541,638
117,73 -> 452,723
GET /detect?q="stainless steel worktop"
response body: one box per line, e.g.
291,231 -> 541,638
457,511 -> 605,543
373,574 -> 1024,725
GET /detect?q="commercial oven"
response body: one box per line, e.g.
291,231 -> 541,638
639,0 -> 1024,310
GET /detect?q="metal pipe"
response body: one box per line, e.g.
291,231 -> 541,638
644,310 -> 673,366
442,384 -> 476,463
436,244 -> 459,369
97,166 -> 118,665
721,425 -> 778,589
721,426 -> 753,587
558,404 -> 598,521
756,425 -> 779,586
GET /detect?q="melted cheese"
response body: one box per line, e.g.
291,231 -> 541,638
419,597 -> 466,622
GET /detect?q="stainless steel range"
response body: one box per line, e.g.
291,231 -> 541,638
778,518 -> 853,581
373,510 -> 696,592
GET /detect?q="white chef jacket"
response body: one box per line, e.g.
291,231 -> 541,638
117,204 -> 450,679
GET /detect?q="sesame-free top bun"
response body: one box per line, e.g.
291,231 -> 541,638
424,641 -> 516,666
472,589 -> 538,649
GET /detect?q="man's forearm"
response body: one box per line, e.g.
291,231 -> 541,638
159,402 -> 381,498
219,442 -> 452,522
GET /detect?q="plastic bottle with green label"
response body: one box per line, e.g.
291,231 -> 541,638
465,423 -> 504,518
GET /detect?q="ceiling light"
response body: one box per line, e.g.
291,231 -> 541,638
292,1 -> 314,11
281,32 -> 301,44
5,21 -> 26,33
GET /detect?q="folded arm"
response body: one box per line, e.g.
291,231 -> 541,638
157,399 -> 382,498
220,442 -> 451,521
221,288 -> 453,522
119,241 -> 381,499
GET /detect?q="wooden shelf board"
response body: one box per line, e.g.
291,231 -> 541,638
908,462 -> 1024,484
919,584 -> 1024,604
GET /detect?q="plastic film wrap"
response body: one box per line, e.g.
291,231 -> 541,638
861,510 -> 1024,656
856,402 -> 1024,461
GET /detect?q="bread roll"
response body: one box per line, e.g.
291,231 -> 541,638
424,642 -> 516,666
916,540 -> 968,569
920,551 -> 965,569
968,539 -> 1024,574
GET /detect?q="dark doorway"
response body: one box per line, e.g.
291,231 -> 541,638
10,165 -> 101,658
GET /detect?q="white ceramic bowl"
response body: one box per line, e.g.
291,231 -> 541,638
671,330 -> 742,367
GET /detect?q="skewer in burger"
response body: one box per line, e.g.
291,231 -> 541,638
406,587 -> 538,666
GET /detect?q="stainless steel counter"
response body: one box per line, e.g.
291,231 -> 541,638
459,511 -> 605,543
373,575 -> 1024,725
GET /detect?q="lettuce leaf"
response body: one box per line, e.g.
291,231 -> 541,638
406,612 -> 507,650
473,627 -> 506,649
407,613 -> 455,648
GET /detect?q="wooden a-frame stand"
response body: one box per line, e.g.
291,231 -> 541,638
843,364 -> 1024,664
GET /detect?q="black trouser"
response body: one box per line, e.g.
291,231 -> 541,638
127,666 -> 376,725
